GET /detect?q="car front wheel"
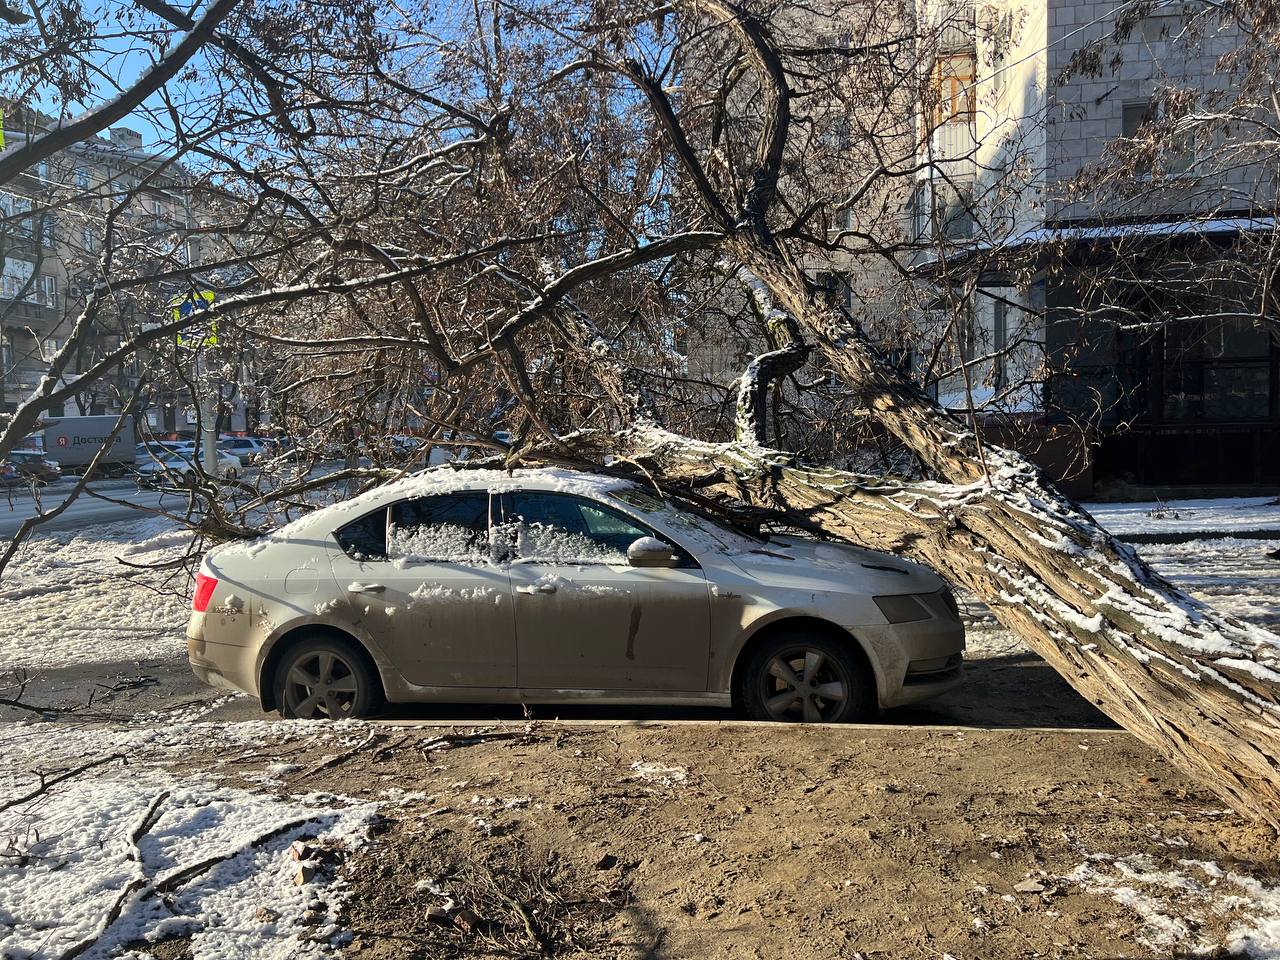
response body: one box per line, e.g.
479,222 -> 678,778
275,636 -> 380,720
740,631 -> 875,723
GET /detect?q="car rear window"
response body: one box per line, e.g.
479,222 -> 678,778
335,508 -> 389,560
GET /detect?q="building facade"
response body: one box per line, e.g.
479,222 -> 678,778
0,106 -> 254,439
913,0 -> 1278,493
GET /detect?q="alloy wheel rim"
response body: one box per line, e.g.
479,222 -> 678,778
760,647 -> 850,722
283,651 -> 359,719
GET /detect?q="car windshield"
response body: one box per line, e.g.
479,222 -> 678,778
610,487 -> 764,551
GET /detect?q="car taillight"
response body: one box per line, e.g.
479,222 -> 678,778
193,573 -> 218,612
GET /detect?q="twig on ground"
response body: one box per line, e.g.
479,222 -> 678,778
0,754 -> 129,815
291,731 -> 387,782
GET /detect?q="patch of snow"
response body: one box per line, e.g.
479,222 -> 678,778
0,721 -> 379,959
0,517 -> 189,668
1085,497 -> 1280,537
628,760 -> 688,786
1065,853 -> 1280,958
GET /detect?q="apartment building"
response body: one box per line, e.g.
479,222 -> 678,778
0,105 -> 253,436
912,0 -> 1278,493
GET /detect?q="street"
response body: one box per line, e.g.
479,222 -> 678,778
0,479 -> 184,538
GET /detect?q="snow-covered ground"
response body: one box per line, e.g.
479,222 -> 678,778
1084,496 -> 1280,537
0,517 -> 191,669
0,719 -> 379,959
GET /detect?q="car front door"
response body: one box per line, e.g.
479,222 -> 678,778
501,491 -> 712,692
328,491 -> 516,688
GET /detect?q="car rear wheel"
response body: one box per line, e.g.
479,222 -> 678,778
740,631 -> 875,724
275,637 -> 380,720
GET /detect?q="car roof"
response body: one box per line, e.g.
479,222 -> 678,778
275,467 -> 637,538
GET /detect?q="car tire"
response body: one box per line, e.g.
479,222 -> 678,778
274,635 -> 382,720
739,630 -> 876,724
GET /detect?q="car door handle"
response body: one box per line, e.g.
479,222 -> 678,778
347,582 -> 386,594
516,583 -> 557,595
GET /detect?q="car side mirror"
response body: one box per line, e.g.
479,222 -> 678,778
627,536 -> 677,568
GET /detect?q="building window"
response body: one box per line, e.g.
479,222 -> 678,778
932,52 -> 976,126
993,299 -> 1008,388
912,180 -> 975,241
1122,100 -> 1195,176
82,227 -> 97,253
1,258 -> 35,300
1,193 -> 34,238
75,167 -> 90,191
41,275 -> 59,309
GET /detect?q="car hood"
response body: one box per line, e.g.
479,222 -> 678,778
720,535 -> 945,595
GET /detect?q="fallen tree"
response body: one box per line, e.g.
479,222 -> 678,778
6,0 -> 1278,828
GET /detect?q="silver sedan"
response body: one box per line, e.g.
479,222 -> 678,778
187,468 -> 964,721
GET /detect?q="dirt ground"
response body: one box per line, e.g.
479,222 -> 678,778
159,718 -> 1269,960
1,641 -> 1113,731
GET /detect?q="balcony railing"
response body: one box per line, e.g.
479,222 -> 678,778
4,363 -> 50,391
928,119 -> 978,163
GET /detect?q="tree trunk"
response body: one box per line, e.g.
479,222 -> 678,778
617,251 -> 1280,828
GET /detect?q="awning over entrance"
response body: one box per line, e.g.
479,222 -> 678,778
914,215 -> 1279,281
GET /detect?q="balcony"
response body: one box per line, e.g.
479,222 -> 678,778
4,363 -> 51,392
927,118 -> 978,164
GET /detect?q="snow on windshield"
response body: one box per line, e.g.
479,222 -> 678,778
610,488 -> 759,554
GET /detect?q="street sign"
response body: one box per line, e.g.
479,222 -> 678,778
172,290 -> 218,346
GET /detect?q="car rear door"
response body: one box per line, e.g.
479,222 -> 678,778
328,491 -> 516,688
501,491 -> 712,693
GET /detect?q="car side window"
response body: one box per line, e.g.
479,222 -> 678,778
503,492 -> 691,566
335,508 -> 388,561
388,492 -> 493,564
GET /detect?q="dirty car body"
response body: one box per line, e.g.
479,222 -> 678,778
187,469 -> 963,721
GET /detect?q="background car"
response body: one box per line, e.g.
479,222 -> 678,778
0,462 -> 19,487
136,440 -> 196,460
219,435 -> 269,463
136,449 -> 241,485
187,468 -> 964,723
4,450 -> 62,484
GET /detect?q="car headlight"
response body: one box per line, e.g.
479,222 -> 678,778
873,594 -> 932,624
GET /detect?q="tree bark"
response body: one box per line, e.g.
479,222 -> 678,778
621,399 -> 1280,826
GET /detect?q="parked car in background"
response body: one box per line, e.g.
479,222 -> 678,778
4,450 -> 62,485
0,462 -> 20,487
136,449 -> 242,486
219,436 -> 270,463
385,433 -> 461,467
187,468 -> 964,722
137,440 -> 196,461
